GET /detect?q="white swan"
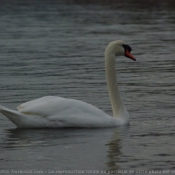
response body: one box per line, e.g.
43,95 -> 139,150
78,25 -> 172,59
0,40 -> 136,128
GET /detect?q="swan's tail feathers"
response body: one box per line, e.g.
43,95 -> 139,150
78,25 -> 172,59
0,105 -> 25,127
0,105 -> 17,115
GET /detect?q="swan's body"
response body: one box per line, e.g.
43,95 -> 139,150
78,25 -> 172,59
0,40 -> 136,128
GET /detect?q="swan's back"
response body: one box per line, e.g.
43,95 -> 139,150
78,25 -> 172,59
16,96 -> 117,128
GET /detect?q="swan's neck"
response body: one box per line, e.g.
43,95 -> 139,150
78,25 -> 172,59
105,54 -> 125,117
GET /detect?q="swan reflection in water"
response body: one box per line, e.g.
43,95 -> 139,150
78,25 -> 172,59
106,131 -> 122,172
106,127 -> 130,174
1,127 -> 130,172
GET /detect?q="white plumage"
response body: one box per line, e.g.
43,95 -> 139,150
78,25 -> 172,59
0,40 -> 136,128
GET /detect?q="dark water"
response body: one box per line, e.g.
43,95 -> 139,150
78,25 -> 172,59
0,0 -> 175,174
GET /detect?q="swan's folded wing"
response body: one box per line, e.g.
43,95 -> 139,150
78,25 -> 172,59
17,96 -> 108,120
17,96 -> 63,110
17,97 -> 72,118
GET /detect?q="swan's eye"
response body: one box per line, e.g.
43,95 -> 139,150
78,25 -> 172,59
122,44 -> 132,52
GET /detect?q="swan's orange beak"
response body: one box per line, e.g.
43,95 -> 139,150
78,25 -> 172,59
125,50 -> 136,61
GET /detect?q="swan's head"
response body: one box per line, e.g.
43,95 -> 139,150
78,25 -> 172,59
105,40 -> 136,61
